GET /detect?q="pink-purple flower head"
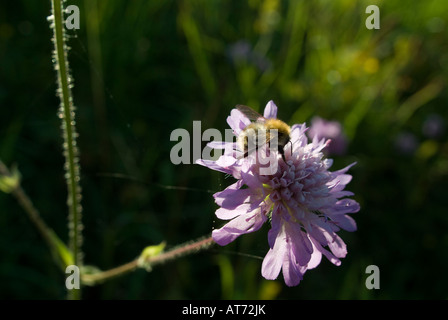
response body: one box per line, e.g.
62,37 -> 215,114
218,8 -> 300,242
308,116 -> 348,156
196,101 -> 360,287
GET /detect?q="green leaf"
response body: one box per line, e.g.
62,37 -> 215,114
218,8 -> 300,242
48,229 -> 74,268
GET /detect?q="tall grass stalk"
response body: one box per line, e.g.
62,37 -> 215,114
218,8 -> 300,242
49,0 -> 83,300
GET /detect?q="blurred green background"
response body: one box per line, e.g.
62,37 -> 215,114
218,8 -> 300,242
1,0 -> 447,299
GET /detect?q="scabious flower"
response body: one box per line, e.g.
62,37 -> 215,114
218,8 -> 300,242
307,116 -> 348,156
227,40 -> 272,72
196,101 -> 360,286
394,131 -> 418,155
422,113 -> 445,139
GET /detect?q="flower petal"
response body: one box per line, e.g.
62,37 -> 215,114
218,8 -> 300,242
213,181 -> 246,208
290,123 -> 308,148
326,233 -> 347,259
331,162 -> 357,177
310,237 -> 341,266
263,100 -> 278,119
289,227 -> 313,266
240,165 -> 264,190
282,249 -> 306,287
267,214 -> 282,248
261,226 -> 286,280
327,199 -> 360,215
227,109 -> 251,135
306,242 -> 322,269
207,141 -> 236,150
195,159 -> 233,175
216,155 -> 237,168
328,206 -> 358,232
215,204 -> 249,220
327,174 -> 352,192
212,209 -> 266,246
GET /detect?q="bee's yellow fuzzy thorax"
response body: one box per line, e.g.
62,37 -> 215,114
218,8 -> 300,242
264,119 -> 291,135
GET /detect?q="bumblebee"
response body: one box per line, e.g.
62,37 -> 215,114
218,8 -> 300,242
236,105 -> 291,162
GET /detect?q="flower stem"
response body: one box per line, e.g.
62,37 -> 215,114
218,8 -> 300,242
81,236 -> 215,285
0,160 -> 73,269
49,0 -> 83,300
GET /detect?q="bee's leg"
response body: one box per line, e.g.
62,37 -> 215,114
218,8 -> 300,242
279,145 -> 286,163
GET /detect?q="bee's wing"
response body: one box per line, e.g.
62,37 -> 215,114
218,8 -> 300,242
238,141 -> 266,160
236,105 -> 265,122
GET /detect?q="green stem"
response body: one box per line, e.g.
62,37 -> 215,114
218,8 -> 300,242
50,0 -> 83,300
81,236 -> 215,286
0,160 -> 73,269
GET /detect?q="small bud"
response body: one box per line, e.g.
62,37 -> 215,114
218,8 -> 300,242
0,164 -> 21,193
137,242 -> 166,271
